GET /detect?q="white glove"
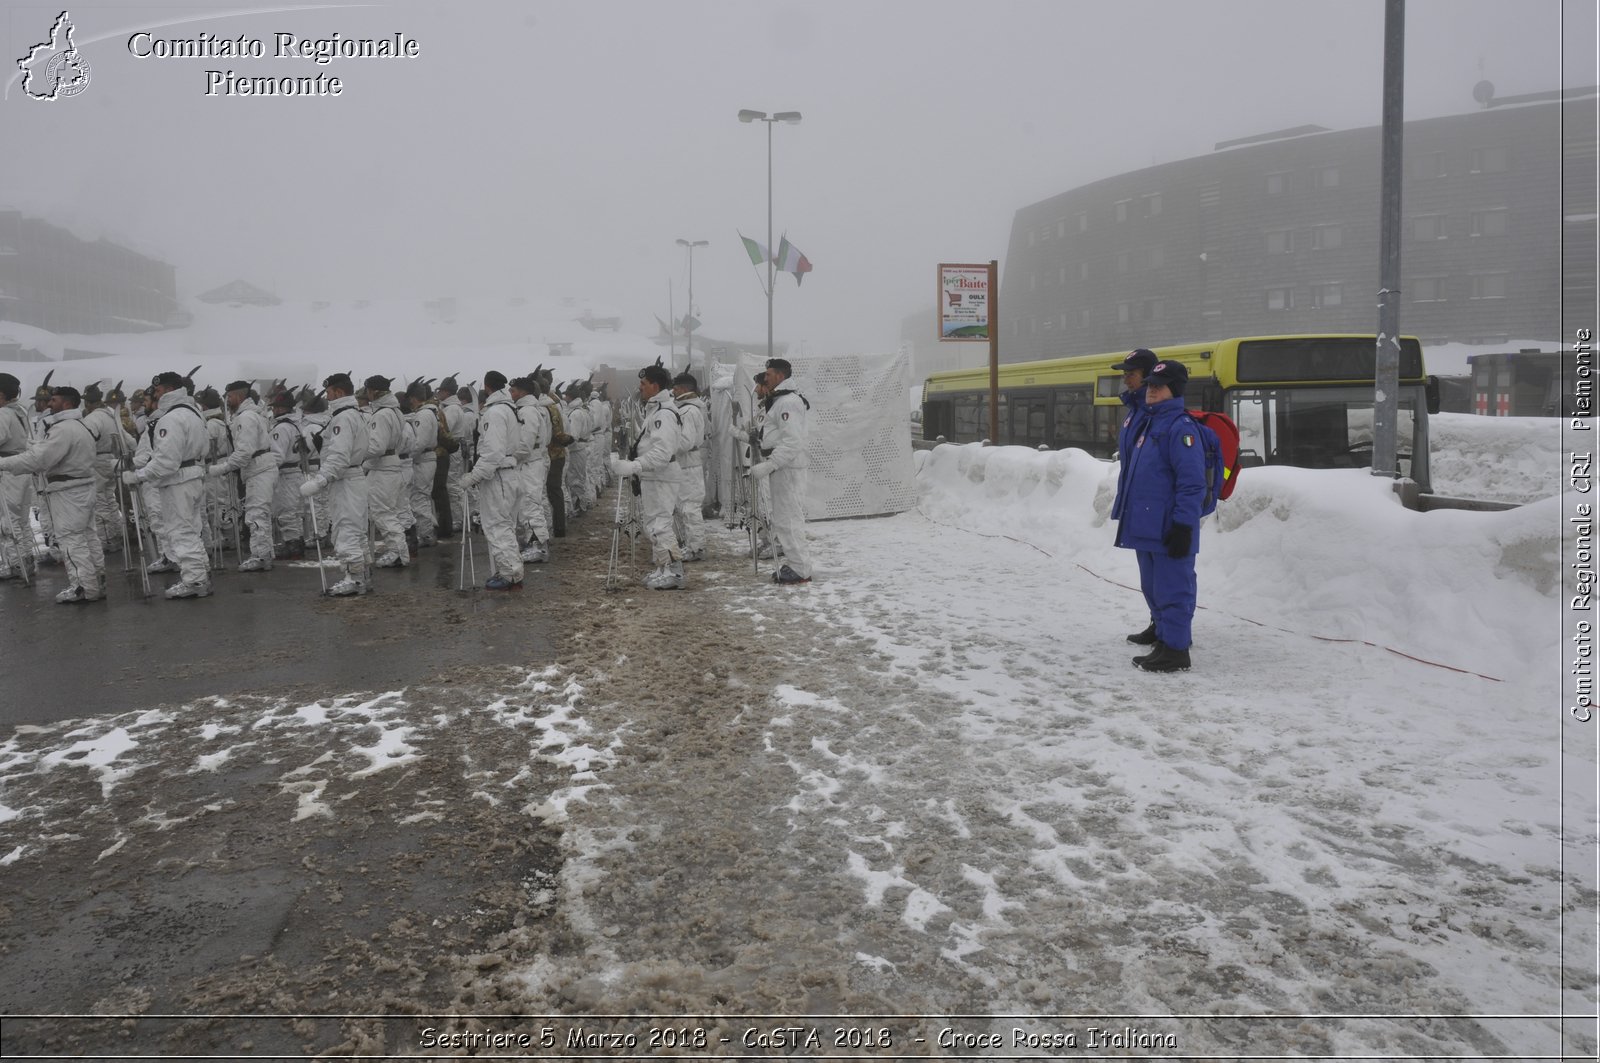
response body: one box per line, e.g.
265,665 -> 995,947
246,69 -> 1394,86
459,471 -> 479,491
607,452 -> 622,470
613,459 -> 640,477
206,462 -> 227,478
121,470 -> 141,486
750,462 -> 774,481
299,476 -> 324,498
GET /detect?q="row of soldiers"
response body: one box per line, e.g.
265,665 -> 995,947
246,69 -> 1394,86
0,367 -> 626,601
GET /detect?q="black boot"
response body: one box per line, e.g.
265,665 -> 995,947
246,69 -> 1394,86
1132,640 -> 1167,666
1135,643 -> 1191,672
406,526 -> 420,558
1127,623 -> 1158,645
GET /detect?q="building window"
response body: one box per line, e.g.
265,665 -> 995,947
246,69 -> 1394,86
1079,307 -> 1091,327
1470,273 -> 1508,299
1029,273 -> 1037,292
1416,151 -> 1447,178
1469,146 -> 1508,173
1470,209 -> 1508,236
1117,301 -> 1131,323
1058,266 -> 1067,285
1116,251 -> 1130,274
1057,219 -> 1067,239
1266,172 -> 1289,195
1144,193 -> 1163,217
1027,229 -> 1036,248
1079,261 -> 1089,282
1115,200 -> 1130,222
1314,165 -> 1340,189
1149,247 -> 1165,268
1077,212 -> 1089,232
1413,214 -> 1447,241
1059,313 -> 1068,330
1267,286 -> 1294,311
1413,276 -> 1446,302
1311,224 -> 1343,250
1266,229 -> 1293,255
1310,282 -> 1343,307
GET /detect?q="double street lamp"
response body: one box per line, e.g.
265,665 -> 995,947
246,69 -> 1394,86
675,237 -> 708,364
737,108 -> 802,362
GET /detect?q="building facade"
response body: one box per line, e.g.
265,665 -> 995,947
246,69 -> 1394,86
0,210 -> 178,334
1000,88 -> 1597,362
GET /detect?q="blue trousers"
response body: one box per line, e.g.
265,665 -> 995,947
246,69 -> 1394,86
1136,550 -> 1196,650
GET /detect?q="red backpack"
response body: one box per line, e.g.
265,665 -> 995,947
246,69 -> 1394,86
1184,410 -> 1242,514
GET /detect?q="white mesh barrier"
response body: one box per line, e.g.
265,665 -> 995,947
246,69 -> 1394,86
718,351 -> 915,520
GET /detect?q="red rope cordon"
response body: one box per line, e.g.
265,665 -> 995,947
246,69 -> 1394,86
914,504 -> 1503,683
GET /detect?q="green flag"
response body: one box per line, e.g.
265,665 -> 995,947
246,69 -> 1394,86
740,232 -> 770,266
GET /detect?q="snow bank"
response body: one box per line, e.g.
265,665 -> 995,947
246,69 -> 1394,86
916,443 -> 1558,683
1429,412 -> 1565,502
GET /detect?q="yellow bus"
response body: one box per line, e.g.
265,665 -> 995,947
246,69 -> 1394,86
921,334 -> 1439,492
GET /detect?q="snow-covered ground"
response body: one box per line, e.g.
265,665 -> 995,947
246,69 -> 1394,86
0,394 -> 1588,1055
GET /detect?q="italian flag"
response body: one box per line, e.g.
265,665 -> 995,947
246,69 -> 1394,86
775,235 -> 813,285
739,233 -> 770,266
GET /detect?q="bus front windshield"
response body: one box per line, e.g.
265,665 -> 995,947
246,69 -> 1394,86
1227,385 -> 1429,485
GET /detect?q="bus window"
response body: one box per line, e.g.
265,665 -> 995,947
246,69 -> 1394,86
1227,390 -> 1272,468
1228,385 -> 1422,479
1096,375 -> 1123,399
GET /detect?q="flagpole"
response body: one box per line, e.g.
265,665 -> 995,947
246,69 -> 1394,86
739,109 -> 801,365
766,117 -> 774,364
669,278 -> 677,364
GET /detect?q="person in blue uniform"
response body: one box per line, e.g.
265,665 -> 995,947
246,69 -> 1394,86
1112,360 -> 1203,672
1110,348 -> 1159,645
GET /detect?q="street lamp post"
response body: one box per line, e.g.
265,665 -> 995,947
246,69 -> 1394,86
675,237 -> 708,367
737,108 -> 801,363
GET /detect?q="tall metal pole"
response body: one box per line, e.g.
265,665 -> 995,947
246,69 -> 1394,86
766,118 -> 775,363
686,245 -> 696,363
1372,0 -> 1405,479
988,260 -> 999,443
668,278 -> 677,364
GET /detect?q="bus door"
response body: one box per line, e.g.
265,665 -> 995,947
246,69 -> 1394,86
1010,392 -> 1049,447
1050,386 -> 1094,452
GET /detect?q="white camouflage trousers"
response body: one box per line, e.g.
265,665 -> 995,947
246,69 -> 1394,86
42,480 -> 103,592
477,467 -> 524,582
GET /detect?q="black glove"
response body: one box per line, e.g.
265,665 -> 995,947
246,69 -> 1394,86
1164,522 -> 1193,559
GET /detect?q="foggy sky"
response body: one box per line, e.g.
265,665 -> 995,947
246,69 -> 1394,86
3,0 -> 1593,357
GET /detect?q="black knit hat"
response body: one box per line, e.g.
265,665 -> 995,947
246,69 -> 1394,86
1146,360 -> 1189,396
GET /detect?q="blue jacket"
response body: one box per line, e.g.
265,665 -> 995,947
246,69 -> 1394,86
1109,386 -> 1147,521
1113,396 -> 1206,555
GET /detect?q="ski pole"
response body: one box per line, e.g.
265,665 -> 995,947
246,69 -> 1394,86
605,477 -> 625,592
125,481 -> 152,598
463,487 -> 476,589
307,494 -> 328,594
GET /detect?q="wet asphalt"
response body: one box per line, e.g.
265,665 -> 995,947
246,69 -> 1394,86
0,535 -> 560,726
